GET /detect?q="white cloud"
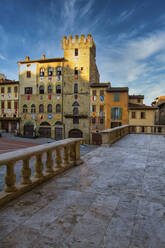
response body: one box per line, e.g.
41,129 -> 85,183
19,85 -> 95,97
0,54 -> 7,61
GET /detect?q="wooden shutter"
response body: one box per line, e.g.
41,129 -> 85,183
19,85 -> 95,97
111,108 -> 114,119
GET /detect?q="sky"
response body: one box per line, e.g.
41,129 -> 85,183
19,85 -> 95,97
0,0 -> 165,105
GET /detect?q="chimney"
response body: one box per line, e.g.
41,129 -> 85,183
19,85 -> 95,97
42,54 -> 46,60
25,56 -> 30,61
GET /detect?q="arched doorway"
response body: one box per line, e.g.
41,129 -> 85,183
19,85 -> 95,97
39,122 -> 51,138
68,129 -> 83,138
24,122 -> 34,137
54,121 -> 63,141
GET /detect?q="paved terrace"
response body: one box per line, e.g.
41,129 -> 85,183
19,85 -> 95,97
1,134 -> 165,248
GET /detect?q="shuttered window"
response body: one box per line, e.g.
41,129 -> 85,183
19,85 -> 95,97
111,107 -> 122,120
114,93 -> 119,102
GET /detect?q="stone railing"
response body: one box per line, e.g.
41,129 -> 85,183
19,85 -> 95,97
101,125 -> 129,146
101,125 -> 165,146
0,138 -> 83,207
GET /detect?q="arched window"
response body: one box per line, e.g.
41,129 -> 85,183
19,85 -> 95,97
23,104 -> 28,113
56,67 -> 61,75
39,85 -> 44,94
31,104 -> 36,113
56,85 -> 61,94
74,83 -> 78,93
39,104 -> 44,113
47,104 -> 52,113
56,104 -> 61,113
48,85 -> 53,94
73,107 -> 79,116
48,67 -> 53,76
40,68 -> 44,76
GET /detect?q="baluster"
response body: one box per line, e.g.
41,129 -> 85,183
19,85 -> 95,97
21,158 -> 32,184
56,147 -> 62,168
64,145 -> 70,166
70,143 -> 76,164
5,161 -> 17,192
34,154 -> 44,178
46,150 -> 54,173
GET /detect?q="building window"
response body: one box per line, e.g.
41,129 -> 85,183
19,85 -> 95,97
39,104 -> 44,113
23,104 -> 28,113
131,112 -> 136,119
56,67 -> 62,76
75,48 -> 78,56
27,71 -> 31,78
40,68 -> 44,76
138,99 -> 141,103
8,87 -> 11,93
14,102 -> 18,110
31,104 -> 36,113
100,105 -> 104,112
48,67 -> 53,76
56,104 -> 61,113
47,104 -> 52,113
74,83 -> 78,93
56,85 -> 61,94
114,92 -> 119,101
92,118 -> 96,124
1,101 -> 4,109
73,117 -> 79,124
92,90 -> 96,96
141,112 -> 145,119
1,87 -> 4,93
73,107 -> 79,116
48,85 -> 53,94
25,87 -> 32,94
39,85 -> 44,94
74,67 -> 78,79
100,118 -> 104,124
100,90 -> 104,96
8,101 -> 11,109
14,86 -> 18,93
111,107 -> 122,120
92,105 -> 96,112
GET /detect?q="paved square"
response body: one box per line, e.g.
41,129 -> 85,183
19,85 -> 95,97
0,134 -> 165,248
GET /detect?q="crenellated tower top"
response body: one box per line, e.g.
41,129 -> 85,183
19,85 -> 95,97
62,34 -> 96,50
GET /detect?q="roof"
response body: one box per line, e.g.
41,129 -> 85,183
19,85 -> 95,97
0,79 -> 19,85
107,87 -> 128,92
128,103 -> 157,110
17,57 -> 65,64
129,95 -> 144,99
90,82 -> 110,88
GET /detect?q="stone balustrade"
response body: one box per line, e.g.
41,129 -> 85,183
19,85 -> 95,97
101,125 -> 165,146
0,138 -> 83,207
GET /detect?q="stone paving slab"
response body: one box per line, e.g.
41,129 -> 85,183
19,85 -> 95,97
0,134 -> 165,247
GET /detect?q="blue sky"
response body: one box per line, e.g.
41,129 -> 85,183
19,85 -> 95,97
0,0 -> 165,104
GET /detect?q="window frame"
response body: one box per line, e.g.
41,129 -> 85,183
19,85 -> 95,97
25,87 -> 32,94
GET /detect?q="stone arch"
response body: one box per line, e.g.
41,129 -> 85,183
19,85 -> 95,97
68,129 -> 83,138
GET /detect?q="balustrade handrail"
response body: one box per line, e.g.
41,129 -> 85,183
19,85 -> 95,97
101,125 -> 129,133
0,138 -> 82,166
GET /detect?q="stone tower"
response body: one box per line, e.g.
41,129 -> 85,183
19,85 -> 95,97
62,34 -> 100,143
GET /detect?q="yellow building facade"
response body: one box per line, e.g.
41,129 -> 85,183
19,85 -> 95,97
128,95 -> 157,127
18,34 -> 99,143
0,74 -> 19,133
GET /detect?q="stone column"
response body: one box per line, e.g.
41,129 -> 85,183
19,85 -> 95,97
21,158 -> 32,184
46,150 -> 54,173
34,154 -> 44,178
5,162 -> 17,192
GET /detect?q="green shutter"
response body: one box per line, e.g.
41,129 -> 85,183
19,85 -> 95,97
111,108 -> 114,119
119,108 -> 122,120
114,93 -> 119,101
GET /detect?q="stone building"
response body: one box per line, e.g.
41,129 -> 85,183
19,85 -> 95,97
18,34 -> 99,142
152,96 -> 165,125
128,95 -> 157,129
0,74 -> 19,132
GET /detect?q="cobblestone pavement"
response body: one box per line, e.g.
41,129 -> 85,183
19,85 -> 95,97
0,134 -> 165,248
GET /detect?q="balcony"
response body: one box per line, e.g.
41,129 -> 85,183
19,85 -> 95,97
0,127 -> 165,247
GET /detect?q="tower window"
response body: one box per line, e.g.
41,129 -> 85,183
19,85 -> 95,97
27,71 -> 31,78
56,67 -> 62,76
56,104 -> 61,113
47,104 -> 52,113
74,67 -> 78,79
48,85 -> 53,94
74,83 -> 78,93
39,104 -> 44,113
73,107 -> 79,116
75,48 -> 78,56
31,104 -> 36,113
23,104 -> 28,113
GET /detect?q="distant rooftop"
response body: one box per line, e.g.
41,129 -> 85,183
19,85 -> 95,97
18,55 -> 65,64
107,87 -> 128,92
129,95 -> 144,99
90,82 -> 110,88
128,103 -> 157,110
